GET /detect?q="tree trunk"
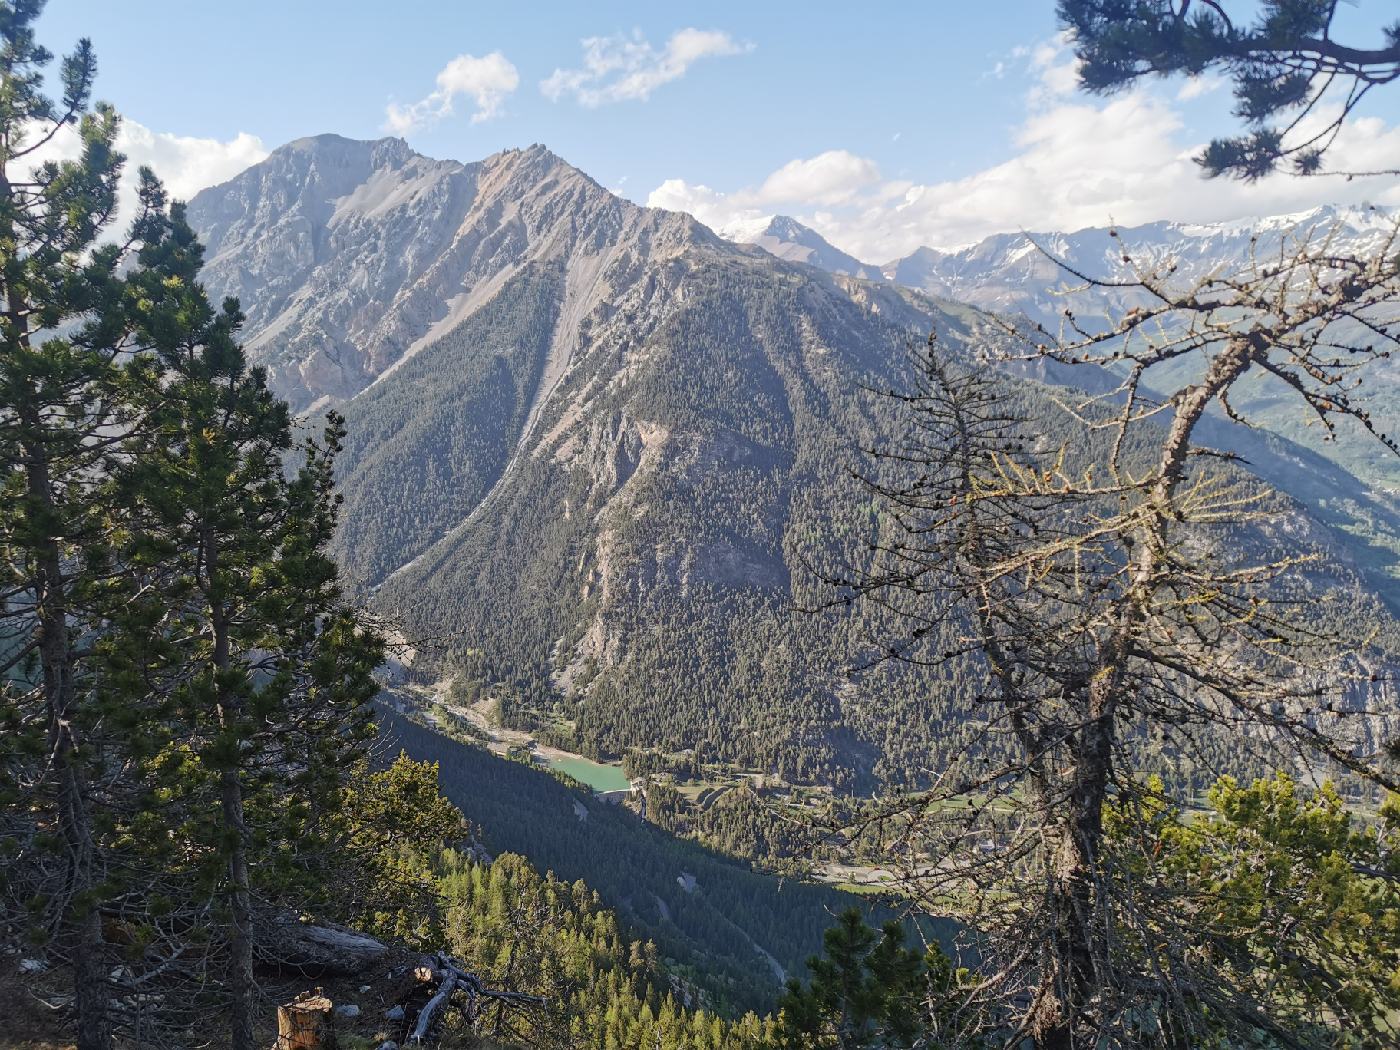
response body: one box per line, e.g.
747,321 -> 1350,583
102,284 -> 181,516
207,530 -> 254,1050
1034,706 -> 1115,1048
221,763 -> 255,1050
23,415 -> 111,1050
1032,337 -> 1259,1046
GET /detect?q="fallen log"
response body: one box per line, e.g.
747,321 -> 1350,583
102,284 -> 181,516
255,909 -> 389,976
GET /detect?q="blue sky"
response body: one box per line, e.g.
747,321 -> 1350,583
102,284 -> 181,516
34,1 -> 1400,259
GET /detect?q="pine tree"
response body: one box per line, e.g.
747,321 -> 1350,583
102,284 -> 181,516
0,5 -> 142,1046
775,909 -> 966,1049
1104,774 -> 1400,1046
115,199 -> 384,1050
1058,1 -> 1400,178
337,753 -> 469,946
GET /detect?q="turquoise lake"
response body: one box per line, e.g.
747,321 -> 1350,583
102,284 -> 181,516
548,755 -> 630,793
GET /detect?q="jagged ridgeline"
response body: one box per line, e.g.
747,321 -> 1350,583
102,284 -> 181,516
188,135 -> 1397,792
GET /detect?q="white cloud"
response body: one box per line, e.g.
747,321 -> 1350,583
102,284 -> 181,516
385,51 -> 519,133
646,91 -> 1400,262
541,28 -> 751,107
648,177 -> 766,236
117,123 -> 268,202
24,116 -> 267,228
647,149 -> 883,237
1026,34 -> 1080,104
1036,59 -> 1081,99
757,151 -> 880,206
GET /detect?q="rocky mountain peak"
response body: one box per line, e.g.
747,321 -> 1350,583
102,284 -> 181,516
731,213 -> 883,279
762,215 -> 810,241
186,135 -> 716,411
275,131 -> 414,165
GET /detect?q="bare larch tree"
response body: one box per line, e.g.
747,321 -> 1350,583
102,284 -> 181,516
831,220 -> 1400,1047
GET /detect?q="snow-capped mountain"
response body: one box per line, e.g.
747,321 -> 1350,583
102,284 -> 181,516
728,206 -> 1396,333
882,204 -> 1399,332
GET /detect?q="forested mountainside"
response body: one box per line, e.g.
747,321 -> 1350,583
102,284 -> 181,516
14,0 -> 1400,1044
188,137 -> 1398,792
425,845 -> 779,1048
376,707 -> 946,1015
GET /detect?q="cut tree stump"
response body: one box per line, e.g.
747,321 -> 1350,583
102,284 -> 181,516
276,989 -> 335,1049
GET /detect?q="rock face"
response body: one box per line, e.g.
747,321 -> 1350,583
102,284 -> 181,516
188,134 -> 714,413
187,139 -> 1396,787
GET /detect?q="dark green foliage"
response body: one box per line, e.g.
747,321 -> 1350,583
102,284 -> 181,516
335,754 -> 471,948
0,10 -> 382,1045
377,706 -> 956,1016
647,781 -> 821,864
308,752 -> 775,1047
1105,775 -> 1400,1047
110,201 -> 385,1050
775,910 -> 972,1050
1058,1 -> 1400,177
334,263 -> 563,586
0,7 -> 154,1046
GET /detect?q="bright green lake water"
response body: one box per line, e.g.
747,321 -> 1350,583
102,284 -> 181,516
548,755 -> 630,793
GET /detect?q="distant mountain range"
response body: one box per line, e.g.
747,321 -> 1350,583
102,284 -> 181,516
186,135 -> 1399,789
731,205 -> 1399,325
731,207 -> 1400,493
